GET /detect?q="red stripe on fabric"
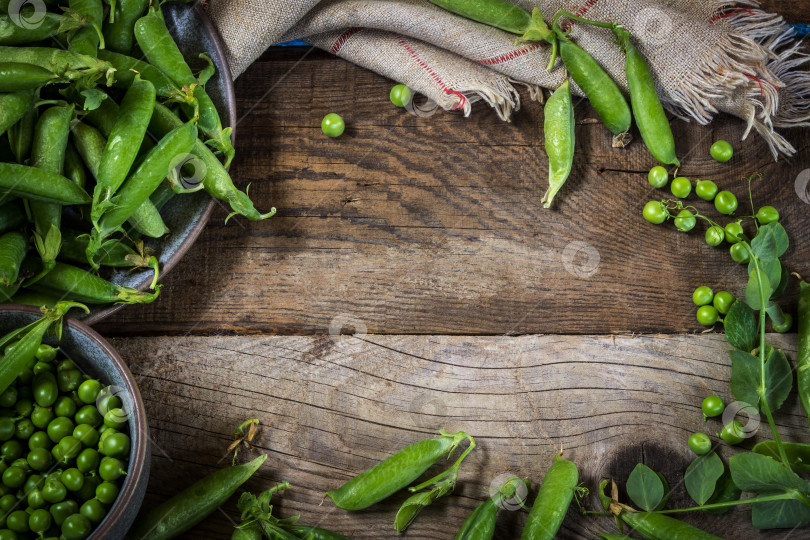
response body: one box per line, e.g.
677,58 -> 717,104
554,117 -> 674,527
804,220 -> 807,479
331,27 -> 361,55
563,0 -> 600,31
709,8 -> 755,24
396,36 -> 466,111
744,73 -> 765,101
477,44 -> 542,65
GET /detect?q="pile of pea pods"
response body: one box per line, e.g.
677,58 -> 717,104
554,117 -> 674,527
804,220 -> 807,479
0,0 -> 274,309
428,1 -> 681,208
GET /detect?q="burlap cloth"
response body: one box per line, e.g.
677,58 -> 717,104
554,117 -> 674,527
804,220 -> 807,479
202,0 -> 809,159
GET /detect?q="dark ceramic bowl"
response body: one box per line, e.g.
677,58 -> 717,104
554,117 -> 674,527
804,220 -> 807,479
0,306 -> 149,540
84,0 -> 236,325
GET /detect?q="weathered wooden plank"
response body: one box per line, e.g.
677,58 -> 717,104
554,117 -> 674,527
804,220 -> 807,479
116,332 -> 804,538
99,38 -> 810,336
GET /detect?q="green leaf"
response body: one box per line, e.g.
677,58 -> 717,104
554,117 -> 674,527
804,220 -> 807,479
764,349 -> 792,412
626,464 -> 665,512
79,88 -> 107,111
771,261 -> 789,299
705,469 -> 741,514
751,222 -> 789,262
754,441 -> 810,474
749,259 -> 781,295
729,452 -> 809,493
730,349 -> 761,408
746,267 -> 771,310
724,300 -> 757,352
752,497 -> 810,530
684,452 -> 724,505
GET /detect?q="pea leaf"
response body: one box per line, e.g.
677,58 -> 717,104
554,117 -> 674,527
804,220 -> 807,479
746,267 -> 771,311
749,259 -> 782,297
705,469 -> 741,514
729,452 -> 810,493
730,349 -> 761,408
724,300 -> 757,352
754,441 -> 810,474
626,464 -> 665,512
764,349 -> 792,412
752,497 -> 810,530
684,452 -> 724,505
79,88 -> 108,111
750,223 -> 789,263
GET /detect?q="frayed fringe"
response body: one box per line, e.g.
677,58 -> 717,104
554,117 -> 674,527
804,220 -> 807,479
671,1 -> 809,159
509,79 -> 545,104
437,76 -> 521,121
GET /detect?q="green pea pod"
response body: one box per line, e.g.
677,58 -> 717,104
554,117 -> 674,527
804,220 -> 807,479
134,6 -> 235,164
232,522 -> 263,540
394,475 -> 455,532
0,91 -> 33,137
64,142 -> 89,190
0,200 -> 26,235
149,102 -> 275,221
541,80 -> 575,208
129,454 -> 266,540
0,46 -> 114,87
0,301 -> 89,396
0,231 -> 27,286
93,75 -> 156,216
97,49 -> 182,99
7,290 -> 59,308
613,28 -> 679,167
0,63 -> 58,92
521,454 -> 578,540
21,258 -> 159,305
282,525 -> 351,540
88,120 -> 197,265
428,0 -> 534,35
68,0 -> 105,57
554,32 -> 631,135
0,163 -> 91,205
0,13 -> 84,45
619,511 -> 722,539
72,118 -> 168,239
8,103 -> 37,163
103,0 -> 149,54
326,430 -> 472,510
798,279 -> 810,428
28,104 -> 73,285
455,477 -> 528,540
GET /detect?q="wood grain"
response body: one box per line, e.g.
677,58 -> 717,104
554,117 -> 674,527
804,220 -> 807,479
117,332 -> 806,539
98,0 -> 810,336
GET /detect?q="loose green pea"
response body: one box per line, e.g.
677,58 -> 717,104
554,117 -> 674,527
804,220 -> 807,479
648,166 -> 668,189
692,286 -> 714,306
712,292 -> 735,315
705,225 -> 724,247
695,180 -> 718,201
670,177 -> 691,198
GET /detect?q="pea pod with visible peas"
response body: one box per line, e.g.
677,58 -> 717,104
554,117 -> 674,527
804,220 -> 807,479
134,6 -> 235,164
20,258 -> 160,305
0,63 -> 59,92
0,91 -> 33,137
0,231 -> 27,287
0,12 -> 85,45
130,454 -> 266,540
797,276 -> 810,428
326,429 -> 475,510
0,301 -> 88,396
0,163 -> 91,205
148,102 -> 275,221
92,75 -> 157,221
87,120 -> 197,266
455,476 -> 528,540
521,454 -> 579,540
0,46 -> 115,87
27,103 -> 74,286
103,0 -> 149,54
542,79 -> 575,208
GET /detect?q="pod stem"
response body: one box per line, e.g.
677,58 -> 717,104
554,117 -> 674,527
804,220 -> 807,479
408,431 -> 476,493
552,9 -> 621,32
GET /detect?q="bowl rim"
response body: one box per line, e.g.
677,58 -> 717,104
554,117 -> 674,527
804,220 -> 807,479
0,305 -> 150,538
82,0 -> 237,326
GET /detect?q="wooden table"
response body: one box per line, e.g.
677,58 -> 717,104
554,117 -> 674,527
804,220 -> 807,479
105,1 -> 810,537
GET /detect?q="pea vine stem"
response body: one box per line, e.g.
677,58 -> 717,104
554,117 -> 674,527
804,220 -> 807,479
552,10 -> 620,31
741,242 -> 790,467
653,492 -> 797,514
